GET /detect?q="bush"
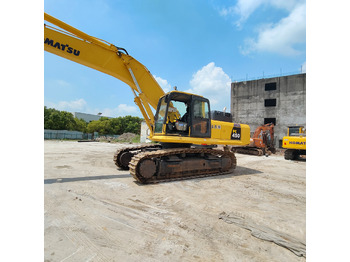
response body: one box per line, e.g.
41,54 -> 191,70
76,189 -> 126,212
87,116 -> 142,135
44,107 -> 142,136
44,106 -> 87,132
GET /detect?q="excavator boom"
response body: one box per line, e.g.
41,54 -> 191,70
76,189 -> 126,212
44,13 -> 251,183
44,13 -> 164,130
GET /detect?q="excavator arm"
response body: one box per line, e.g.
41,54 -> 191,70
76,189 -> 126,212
251,123 -> 274,148
44,13 -> 164,132
44,13 -> 252,183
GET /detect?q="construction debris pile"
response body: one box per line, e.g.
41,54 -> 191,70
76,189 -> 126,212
94,133 -> 138,143
115,132 -> 138,143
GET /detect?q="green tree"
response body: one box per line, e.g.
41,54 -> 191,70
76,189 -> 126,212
74,118 -> 87,132
123,115 -> 142,134
60,111 -> 76,130
86,115 -> 142,135
98,120 -> 112,135
44,106 -> 87,131
44,106 -> 60,129
45,106 -> 143,135
86,120 -> 101,134
109,117 -> 123,135
86,119 -> 111,135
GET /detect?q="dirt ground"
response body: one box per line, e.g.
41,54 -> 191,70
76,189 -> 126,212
44,140 -> 306,262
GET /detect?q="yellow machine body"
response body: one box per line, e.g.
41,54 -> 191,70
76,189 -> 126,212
44,13 -> 250,147
282,126 -> 306,160
282,126 -> 306,150
282,136 -> 306,150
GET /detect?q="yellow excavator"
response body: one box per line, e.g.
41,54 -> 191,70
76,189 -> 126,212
44,13 -> 250,183
282,126 -> 306,160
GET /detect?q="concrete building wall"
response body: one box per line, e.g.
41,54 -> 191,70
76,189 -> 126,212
73,112 -> 109,122
231,73 -> 306,147
140,121 -> 151,143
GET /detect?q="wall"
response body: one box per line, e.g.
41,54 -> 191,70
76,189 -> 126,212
231,73 -> 306,147
44,129 -> 95,140
73,112 -> 110,122
140,121 -> 151,143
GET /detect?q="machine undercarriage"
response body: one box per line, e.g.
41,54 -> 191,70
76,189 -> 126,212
114,145 -> 236,184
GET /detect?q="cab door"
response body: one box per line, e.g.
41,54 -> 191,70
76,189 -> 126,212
190,97 -> 211,138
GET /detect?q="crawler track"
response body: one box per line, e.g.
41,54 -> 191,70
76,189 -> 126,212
128,147 -> 237,184
113,144 -> 162,170
231,146 -> 275,156
232,147 -> 264,156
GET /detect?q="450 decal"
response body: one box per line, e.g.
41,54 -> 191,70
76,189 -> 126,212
231,127 -> 241,140
44,38 -> 80,56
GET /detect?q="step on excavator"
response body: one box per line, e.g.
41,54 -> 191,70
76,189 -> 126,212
44,13 -> 251,183
231,123 -> 276,156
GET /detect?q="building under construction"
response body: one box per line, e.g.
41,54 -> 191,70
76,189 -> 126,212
231,73 -> 306,148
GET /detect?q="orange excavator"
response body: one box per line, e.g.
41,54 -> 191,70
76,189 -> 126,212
231,123 -> 276,156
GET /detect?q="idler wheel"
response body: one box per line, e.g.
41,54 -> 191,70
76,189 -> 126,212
119,152 -> 133,170
138,159 -> 156,178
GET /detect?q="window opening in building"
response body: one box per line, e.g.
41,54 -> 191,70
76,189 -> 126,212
279,139 -> 283,148
264,99 -> 277,107
265,82 -> 277,91
264,118 -> 276,125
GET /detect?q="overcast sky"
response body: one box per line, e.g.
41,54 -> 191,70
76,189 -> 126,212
44,0 -> 306,117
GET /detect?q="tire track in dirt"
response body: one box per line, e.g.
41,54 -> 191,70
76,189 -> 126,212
50,218 -> 110,262
67,189 -> 181,246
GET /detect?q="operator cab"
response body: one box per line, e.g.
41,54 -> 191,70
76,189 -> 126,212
154,91 -> 211,138
287,126 -> 306,136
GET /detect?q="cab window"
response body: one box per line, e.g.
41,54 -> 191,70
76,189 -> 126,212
191,99 -> 210,137
193,100 -> 209,119
154,97 -> 167,133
